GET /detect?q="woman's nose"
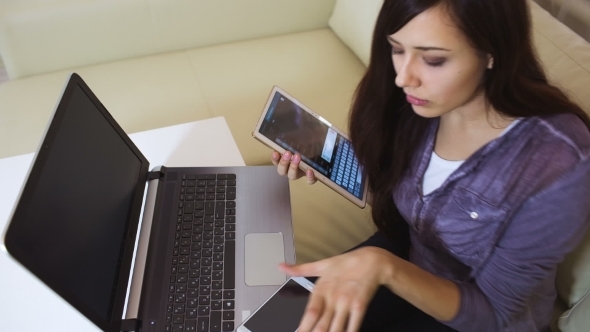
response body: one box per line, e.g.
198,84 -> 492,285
395,60 -> 419,88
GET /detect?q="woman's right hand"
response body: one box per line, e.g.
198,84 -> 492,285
271,151 -> 317,185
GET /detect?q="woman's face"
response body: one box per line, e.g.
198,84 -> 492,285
389,4 -> 491,118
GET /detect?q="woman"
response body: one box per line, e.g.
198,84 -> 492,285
271,0 -> 590,331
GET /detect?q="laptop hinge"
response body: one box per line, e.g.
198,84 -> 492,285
120,319 -> 141,332
147,167 -> 167,181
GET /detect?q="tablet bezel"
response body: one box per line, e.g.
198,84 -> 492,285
252,86 -> 368,208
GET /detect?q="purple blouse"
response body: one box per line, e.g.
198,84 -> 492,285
393,114 -> 590,331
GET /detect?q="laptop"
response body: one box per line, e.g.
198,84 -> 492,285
2,73 -> 295,332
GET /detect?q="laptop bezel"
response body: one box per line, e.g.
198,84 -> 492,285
3,73 -> 150,332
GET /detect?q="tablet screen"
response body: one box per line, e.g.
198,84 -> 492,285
258,91 -> 365,200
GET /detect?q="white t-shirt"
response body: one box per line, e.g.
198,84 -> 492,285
422,119 -> 522,195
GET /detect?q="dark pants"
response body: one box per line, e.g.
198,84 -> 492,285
307,231 -> 457,332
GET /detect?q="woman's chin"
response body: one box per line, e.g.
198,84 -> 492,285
409,104 -> 444,118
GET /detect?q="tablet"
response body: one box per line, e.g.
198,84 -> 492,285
253,86 -> 368,208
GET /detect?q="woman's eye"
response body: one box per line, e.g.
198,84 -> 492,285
425,58 -> 446,67
391,48 -> 404,55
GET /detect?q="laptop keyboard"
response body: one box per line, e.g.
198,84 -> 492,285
166,173 -> 237,332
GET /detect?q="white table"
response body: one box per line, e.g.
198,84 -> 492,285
0,117 -> 245,331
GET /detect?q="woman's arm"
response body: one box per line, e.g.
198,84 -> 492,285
383,158 -> 590,331
381,255 -> 462,321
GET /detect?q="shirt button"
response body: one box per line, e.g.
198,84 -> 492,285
470,212 -> 479,219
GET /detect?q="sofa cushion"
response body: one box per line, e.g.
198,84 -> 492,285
556,229 -> 590,307
559,289 -> 590,332
0,51 -> 212,159
328,0 -> 383,66
529,1 -> 590,115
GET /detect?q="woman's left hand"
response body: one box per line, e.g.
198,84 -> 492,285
279,247 -> 396,332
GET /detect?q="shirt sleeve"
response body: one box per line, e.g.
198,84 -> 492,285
444,158 -> 590,331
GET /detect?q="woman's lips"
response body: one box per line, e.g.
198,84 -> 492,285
406,94 -> 429,106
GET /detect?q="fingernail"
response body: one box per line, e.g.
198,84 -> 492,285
293,154 -> 300,163
282,152 -> 290,160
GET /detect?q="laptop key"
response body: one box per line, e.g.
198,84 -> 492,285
226,192 -> 236,200
173,314 -> 184,324
215,202 -> 225,219
223,290 -> 234,299
185,319 -> 196,332
173,324 -> 184,332
188,298 -> 198,308
210,311 -> 222,332
174,304 -> 186,314
222,322 -> 234,332
205,202 -> 214,215
198,306 -> 210,316
222,311 -> 234,320
187,308 -> 197,318
199,295 -> 211,305
212,281 -> 222,289
223,301 -> 234,310
224,241 -> 235,289
200,285 -> 211,295
211,300 -> 222,311
197,317 -> 209,332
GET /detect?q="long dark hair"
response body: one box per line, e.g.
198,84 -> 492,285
349,0 -> 590,239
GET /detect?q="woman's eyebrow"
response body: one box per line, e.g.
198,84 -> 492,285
387,36 -> 451,52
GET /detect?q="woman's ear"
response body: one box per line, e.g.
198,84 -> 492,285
487,55 -> 494,69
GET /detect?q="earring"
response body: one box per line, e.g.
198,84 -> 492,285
487,58 -> 494,69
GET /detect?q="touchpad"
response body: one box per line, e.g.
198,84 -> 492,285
245,233 -> 287,286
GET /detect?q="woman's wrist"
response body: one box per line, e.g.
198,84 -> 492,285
366,247 -> 399,285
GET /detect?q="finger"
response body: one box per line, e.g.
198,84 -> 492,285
271,151 -> 281,166
312,304 -> 334,332
306,169 -> 317,185
279,261 -> 323,277
287,153 -> 302,180
346,299 -> 367,332
299,293 -> 325,332
327,290 -> 352,332
328,303 -> 349,332
277,151 -> 292,176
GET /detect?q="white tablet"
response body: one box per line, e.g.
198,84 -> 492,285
253,86 -> 368,208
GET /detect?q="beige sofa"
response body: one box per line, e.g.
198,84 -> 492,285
1,0 -> 589,331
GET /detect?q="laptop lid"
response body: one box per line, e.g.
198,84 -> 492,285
3,73 -> 150,332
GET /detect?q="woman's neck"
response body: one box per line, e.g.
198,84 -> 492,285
435,95 -> 516,161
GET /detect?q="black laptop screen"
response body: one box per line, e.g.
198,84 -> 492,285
9,84 -> 143,324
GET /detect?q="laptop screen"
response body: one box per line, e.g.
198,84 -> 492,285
4,74 -> 149,331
